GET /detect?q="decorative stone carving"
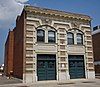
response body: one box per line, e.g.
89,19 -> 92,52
71,22 -> 80,29
42,19 -> 52,25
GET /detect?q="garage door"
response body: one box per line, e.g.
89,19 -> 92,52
37,54 -> 56,81
68,55 -> 85,79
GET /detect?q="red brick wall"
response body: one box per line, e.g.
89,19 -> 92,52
92,32 -> 100,75
92,33 -> 100,61
4,31 -> 14,76
13,11 -> 25,79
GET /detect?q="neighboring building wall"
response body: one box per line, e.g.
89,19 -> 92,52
92,33 -> 100,62
4,31 -> 14,76
13,11 -> 25,79
92,26 -> 100,76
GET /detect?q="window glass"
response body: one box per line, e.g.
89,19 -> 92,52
37,29 -> 45,42
48,61 -> 54,68
67,32 -> 74,44
38,61 -> 45,68
48,31 -> 55,43
77,33 -> 83,44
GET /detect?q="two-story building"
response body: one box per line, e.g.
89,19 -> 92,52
4,5 -> 95,83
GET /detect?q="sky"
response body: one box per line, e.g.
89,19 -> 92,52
0,0 -> 100,64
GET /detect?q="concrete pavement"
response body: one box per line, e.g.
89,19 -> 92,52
0,76 -> 100,87
0,76 -> 22,85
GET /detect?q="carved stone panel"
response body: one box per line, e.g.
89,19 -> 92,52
35,44 -> 57,53
67,45 -> 85,54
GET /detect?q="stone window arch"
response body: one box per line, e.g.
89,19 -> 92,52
36,25 -> 56,43
67,28 -> 84,45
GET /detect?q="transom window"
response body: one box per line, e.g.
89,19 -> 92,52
77,33 -> 83,44
67,32 -> 74,44
37,29 -> 45,42
48,30 -> 55,43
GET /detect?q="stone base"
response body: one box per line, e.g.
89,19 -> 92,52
59,72 -> 70,80
23,73 -> 36,83
87,71 -> 95,79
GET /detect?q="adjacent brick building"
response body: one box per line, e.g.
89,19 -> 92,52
92,26 -> 100,77
4,5 -> 95,83
4,30 -> 14,76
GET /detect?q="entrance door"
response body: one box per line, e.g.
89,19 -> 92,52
37,54 -> 56,81
68,55 -> 85,79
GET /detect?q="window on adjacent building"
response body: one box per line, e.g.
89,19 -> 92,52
77,33 -> 83,44
48,30 -> 55,43
67,32 -> 74,44
37,29 -> 45,42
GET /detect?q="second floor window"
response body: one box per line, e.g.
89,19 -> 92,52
77,33 -> 83,44
37,29 -> 45,42
67,32 -> 74,44
48,30 -> 55,43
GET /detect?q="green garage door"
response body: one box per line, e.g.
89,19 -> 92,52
37,54 -> 56,81
68,55 -> 85,79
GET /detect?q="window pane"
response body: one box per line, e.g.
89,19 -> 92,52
77,33 -> 83,44
48,31 -> 55,37
68,38 -> 74,44
67,32 -> 74,44
67,33 -> 73,38
37,29 -> 45,42
48,31 -> 55,43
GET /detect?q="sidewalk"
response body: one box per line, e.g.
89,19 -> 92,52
0,76 -> 22,85
0,76 -> 100,87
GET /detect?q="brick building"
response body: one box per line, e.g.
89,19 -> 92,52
92,26 -> 100,77
4,30 -> 14,76
4,5 -> 95,83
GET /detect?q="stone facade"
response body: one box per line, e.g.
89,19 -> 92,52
5,5 -> 95,83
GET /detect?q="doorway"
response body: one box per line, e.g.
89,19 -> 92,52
68,55 -> 85,79
37,54 -> 56,81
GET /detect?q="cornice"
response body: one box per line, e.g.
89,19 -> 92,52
24,5 -> 91,21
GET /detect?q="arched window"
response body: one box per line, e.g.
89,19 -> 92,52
77,33 -> 83,44
48,30 -> 55,43
37,29 -> 45,42
67,32 -> 74,44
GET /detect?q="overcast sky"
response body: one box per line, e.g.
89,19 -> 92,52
0,0 -> 100,64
